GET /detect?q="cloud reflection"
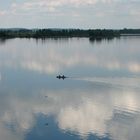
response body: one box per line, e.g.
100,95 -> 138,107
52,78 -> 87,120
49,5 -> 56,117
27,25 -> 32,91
0,38 -> 140,139
0,38 -> 140,75
0,78 -> 140,140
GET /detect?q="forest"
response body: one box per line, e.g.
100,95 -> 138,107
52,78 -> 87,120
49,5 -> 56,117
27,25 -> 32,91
0,28 -> 140,39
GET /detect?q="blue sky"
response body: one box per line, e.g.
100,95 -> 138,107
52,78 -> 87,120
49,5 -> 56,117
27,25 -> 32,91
0,0 -> 140,29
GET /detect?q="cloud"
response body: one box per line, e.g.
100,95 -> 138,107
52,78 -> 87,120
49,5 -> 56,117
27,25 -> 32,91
0,0 -> 140,28
9,0 -> 140,16
10,0 -> 98,14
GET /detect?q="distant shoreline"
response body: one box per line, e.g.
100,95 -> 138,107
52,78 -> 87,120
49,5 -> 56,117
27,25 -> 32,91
0,28 -> 140,39
121,34 -> 140,36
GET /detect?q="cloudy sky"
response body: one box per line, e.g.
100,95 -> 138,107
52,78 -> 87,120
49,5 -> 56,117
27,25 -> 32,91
0,0 -> 140,29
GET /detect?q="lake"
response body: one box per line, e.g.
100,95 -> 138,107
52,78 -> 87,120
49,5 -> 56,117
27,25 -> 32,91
0,37 -> 140,140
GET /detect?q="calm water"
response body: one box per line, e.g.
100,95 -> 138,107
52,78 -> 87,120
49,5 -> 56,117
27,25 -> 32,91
0,37 -> 140,140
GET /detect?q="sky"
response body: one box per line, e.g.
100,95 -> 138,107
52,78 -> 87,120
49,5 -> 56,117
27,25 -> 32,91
0,0 -> 140,29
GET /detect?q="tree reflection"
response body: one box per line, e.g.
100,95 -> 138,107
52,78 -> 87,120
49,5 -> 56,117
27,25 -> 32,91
0,38 -> 7,45
89,37 -> 114,44
35,37 -> 69,45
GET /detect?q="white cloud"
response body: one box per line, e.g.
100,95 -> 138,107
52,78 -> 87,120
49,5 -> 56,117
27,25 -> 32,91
0,0 -> 140,28
9,0 -> 139,15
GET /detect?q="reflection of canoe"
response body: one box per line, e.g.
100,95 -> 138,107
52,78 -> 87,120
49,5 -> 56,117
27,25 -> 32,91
56,75 -> 67,80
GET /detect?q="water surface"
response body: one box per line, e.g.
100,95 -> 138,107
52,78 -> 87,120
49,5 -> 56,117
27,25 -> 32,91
0,37 -> 140,140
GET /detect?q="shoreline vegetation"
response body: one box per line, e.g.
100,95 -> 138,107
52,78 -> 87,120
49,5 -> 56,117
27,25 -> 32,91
0,28 -> 140,39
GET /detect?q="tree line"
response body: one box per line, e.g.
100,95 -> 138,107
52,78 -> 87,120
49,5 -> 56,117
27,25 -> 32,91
0,28 -> 140,39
